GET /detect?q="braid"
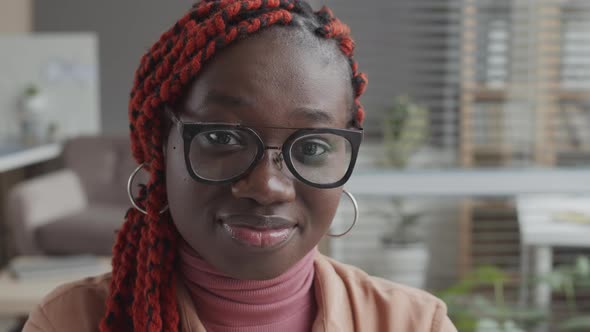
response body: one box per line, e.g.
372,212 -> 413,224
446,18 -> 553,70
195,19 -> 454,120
315,6 -> 367,126
101,1 -> 367,331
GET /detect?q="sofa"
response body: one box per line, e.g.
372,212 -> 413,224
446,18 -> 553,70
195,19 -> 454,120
5,136 -> 135,255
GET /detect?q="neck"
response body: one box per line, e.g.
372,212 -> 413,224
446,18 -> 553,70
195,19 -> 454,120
179,243 -> 317,332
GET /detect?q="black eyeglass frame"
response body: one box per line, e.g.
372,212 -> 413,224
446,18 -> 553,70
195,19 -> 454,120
168,111 -> 363,189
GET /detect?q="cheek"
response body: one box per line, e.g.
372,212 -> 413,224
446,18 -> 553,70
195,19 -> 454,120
300,186 -> 343,232
165,140 -> 212,233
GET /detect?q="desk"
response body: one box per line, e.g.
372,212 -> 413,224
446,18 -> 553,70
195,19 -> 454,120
0,143 -> 62,262
516,195 -> 590,310
0,143 -> 61,173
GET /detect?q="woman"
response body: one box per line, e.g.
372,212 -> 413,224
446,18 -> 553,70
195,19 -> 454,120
24,1 -> 457,331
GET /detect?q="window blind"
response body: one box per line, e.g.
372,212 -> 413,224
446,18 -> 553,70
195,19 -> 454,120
325,0 -> 590,169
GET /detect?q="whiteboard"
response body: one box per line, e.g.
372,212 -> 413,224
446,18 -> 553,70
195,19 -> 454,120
0,33 -> 100,143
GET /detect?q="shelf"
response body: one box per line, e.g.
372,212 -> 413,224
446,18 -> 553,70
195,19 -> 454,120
348,168 -> 590,197
558,90 -> 590,101
471,87 -> 508,101
466,86 -> 590,102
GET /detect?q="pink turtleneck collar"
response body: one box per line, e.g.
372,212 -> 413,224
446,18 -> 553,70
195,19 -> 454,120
179,243 -> 317,332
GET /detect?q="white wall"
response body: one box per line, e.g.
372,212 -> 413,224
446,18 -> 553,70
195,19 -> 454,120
0,34 -> 100,142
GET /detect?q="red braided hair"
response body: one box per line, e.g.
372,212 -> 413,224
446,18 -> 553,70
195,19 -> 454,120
100,1 -> 367,331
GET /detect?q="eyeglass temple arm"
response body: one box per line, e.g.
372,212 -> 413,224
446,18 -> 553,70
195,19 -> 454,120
164,108 -> 184,136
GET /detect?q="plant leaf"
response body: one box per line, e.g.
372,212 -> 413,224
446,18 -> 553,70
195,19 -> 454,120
559,315 -> 590,331
575,256 -> 590,278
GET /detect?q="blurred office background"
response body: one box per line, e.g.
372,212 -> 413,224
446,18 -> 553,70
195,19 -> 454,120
1,0 -> 590,331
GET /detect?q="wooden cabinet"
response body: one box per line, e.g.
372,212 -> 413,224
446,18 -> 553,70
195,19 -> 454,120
457,0 -> 590,276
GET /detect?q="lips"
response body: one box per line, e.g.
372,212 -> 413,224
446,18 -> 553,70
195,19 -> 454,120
218,214 -> 298,249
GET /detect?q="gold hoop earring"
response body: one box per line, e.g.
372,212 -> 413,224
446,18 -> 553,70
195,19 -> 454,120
328,189 -> 358,238
127,163 -> 169,215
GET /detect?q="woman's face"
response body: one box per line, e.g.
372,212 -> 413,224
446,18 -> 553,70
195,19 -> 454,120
165,28 -> 353,280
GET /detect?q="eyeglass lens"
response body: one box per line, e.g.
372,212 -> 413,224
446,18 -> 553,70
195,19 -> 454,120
187,128 -> 352,185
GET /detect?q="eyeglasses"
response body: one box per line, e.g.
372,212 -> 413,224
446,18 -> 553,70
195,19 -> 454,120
167,110 -> 363,189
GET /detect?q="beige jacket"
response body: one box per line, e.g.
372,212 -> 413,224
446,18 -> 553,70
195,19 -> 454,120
23,254 -> 457,332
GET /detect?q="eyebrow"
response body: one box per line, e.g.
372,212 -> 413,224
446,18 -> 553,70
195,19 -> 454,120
292,107 -> 335,124
201,91 -> 335,124
204,91 -> 252,108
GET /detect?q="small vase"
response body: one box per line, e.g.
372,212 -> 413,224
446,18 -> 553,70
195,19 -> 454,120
21,94 -> 48,115
18,94 -> 48,145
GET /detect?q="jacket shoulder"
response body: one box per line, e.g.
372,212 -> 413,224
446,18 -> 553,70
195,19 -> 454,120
23,273 -> 111,332
315,254 -> 457,332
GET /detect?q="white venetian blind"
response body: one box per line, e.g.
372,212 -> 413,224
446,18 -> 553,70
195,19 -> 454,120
325,0 -> 590,170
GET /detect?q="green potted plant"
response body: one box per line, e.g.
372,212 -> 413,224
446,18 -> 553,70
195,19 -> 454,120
377,200 -> 429,288
543,256 -> 590,331
381,95 -> 429,169
377,96 -> 430,288
437,265 -> 546,332
18,83 -> 49,145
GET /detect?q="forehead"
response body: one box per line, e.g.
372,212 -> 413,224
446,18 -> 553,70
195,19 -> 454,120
180,27 -> 352,127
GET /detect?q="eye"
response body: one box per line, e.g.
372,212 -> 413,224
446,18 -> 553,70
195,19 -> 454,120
300,139 -> 330,156
292,137 -> 334,166
205,131 -> 242,145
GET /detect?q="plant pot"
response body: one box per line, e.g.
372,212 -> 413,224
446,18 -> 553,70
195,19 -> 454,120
379,243 -> 429,289
18,94 -> 48,145
21,94 -> 47,115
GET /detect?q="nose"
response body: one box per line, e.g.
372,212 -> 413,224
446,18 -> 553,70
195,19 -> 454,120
231,151 -> 296,205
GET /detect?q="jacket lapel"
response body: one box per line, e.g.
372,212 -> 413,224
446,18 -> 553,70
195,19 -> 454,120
311,253 -> 355,332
